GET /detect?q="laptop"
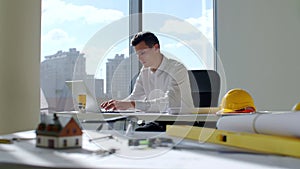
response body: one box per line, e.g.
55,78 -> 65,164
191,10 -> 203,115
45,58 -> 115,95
65,80 -> 137,113
65,80 -> 101,113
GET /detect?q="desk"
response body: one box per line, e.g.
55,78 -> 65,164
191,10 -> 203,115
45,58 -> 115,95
58,111 -> 219,122
1,130 -> 300,169
58,107 -> 220,122
58,111 -> 219,130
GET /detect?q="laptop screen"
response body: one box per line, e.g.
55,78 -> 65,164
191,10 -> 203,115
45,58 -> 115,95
65,80 -> 101,113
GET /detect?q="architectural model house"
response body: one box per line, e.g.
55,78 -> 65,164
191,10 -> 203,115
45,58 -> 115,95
36,114 -> 83,149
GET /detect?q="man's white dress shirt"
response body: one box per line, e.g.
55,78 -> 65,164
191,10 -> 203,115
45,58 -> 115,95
125,55 -> 194,113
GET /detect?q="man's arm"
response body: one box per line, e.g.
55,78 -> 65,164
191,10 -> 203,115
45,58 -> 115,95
125,72 -> 146,101
172,66 -> 194,111
133,63 -> 194,113
100,99 -> 135,110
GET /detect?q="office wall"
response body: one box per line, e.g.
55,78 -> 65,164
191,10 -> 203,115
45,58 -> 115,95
0,0 -> 40,134
216,0 -> 300,111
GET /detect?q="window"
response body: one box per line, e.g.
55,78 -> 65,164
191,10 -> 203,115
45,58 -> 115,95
75,138 -> 79,146
41,0 -> 215,111
48,139 -> 54,148
63,139 -> 67,147
143,0 -> 215,70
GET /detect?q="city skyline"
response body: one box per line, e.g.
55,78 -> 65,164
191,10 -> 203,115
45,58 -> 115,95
41,0 -> 214,73
41,48 -> 132,111
40,0 -> 215,111
41,48 -> 136,96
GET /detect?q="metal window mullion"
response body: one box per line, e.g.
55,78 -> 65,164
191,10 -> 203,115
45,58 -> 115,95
129,0 -> 143,91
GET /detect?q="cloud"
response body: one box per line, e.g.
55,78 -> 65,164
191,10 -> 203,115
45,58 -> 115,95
160,20 -> 199,34
164,43 -> 183,49
42,29 -> 72,41
41,29 -> 76,57
159,8 -> 213,44
41,0 -> 126,58
185,9 -> 214,42
42,0 -> 124,26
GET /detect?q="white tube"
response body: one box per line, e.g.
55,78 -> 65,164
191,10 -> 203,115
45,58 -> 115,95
217,112 -> 300,137
216,114 -> 257,133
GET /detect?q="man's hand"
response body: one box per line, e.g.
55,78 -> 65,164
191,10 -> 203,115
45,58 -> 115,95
100,100 -> 135,110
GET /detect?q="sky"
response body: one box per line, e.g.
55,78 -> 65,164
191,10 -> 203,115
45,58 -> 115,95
41,0 -> 214,77
42,0 -> 126,58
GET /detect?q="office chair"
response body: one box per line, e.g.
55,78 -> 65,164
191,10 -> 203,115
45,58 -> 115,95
188,70 -> 221,107
130,70 -> 221,107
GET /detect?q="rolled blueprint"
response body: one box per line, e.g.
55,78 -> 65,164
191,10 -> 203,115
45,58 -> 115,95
216,112 -> 300,137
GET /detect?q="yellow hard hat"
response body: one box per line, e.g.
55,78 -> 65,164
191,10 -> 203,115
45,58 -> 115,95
292,102 -> 300,111
218,88 -> 256,114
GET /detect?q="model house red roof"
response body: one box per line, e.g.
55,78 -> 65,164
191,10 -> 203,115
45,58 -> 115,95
36,114 -> 82,137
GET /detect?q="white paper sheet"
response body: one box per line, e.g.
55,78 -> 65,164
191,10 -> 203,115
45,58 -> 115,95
1,130 -> 299,168
217,111 -> 300,137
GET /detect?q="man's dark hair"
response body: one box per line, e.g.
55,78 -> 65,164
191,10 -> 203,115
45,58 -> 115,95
131,31 -> 160,48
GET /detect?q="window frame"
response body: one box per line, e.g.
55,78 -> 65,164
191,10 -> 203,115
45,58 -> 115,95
40,0 -> 217,111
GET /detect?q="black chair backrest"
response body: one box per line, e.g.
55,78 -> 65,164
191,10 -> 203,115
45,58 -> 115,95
188,70 -> 220,107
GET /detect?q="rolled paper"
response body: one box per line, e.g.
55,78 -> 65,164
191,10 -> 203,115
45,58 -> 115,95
217,111 -> 300,138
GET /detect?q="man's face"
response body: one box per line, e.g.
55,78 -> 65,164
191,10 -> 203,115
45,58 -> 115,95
134,41 -> 155,68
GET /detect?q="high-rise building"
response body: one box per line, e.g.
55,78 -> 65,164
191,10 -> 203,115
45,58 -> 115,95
86,75 -> 104,99
105,54 -> 139,99
106,54 -> 127,99
41,49 -> 140,111
40,48 -> 103,111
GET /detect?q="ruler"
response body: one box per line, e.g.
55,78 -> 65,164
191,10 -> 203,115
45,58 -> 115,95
166,125 -> 300,158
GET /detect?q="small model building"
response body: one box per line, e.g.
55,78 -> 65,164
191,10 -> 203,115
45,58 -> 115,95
36,113 -> 83,149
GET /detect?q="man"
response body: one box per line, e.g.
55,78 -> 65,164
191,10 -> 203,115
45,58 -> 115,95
101,31 -> 194,115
